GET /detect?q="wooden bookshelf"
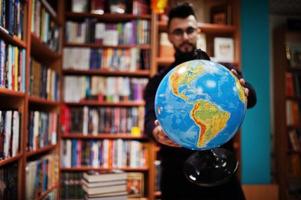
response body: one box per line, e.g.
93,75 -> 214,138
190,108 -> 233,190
3,0 -> 63,199
60,1 -> 152,199
273,24 -> 301,200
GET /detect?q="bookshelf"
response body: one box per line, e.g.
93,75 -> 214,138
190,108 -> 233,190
0,0 -> 62,199
60,0 -> 152,199
149,0 -> 242,198
273,23 -> 301,200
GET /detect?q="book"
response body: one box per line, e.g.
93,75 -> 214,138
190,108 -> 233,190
127,172 -> 144,197
82,184 -> 126,195
213,37 -> 234,63
83,171 -> 127,183
82,179 -> 127,188
286,43 -> 301,69
85,192 -> 127,200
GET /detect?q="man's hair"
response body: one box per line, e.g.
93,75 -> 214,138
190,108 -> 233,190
167,2 -> 196,27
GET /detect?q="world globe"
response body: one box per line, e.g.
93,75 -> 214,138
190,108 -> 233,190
155,59 -> 247,150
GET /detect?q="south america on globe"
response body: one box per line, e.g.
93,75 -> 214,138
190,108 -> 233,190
155,59 -> 247,150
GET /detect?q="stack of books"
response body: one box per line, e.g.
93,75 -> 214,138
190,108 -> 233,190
81,171 -> 127,200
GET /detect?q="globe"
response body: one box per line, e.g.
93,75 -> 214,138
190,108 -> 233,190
155,59 -> 247,150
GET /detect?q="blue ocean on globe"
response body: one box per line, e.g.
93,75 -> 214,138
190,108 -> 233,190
155,59 -> 247,150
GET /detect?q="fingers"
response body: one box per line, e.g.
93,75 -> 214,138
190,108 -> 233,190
244,88 -> 249,97
152,122 -> 180,147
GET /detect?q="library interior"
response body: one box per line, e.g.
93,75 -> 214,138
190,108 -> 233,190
0,0 -> 300,199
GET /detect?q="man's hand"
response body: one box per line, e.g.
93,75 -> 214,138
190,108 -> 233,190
152,120 -> 180,147
231,69 -> 249,97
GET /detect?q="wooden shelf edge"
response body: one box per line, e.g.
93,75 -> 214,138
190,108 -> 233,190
0,154 -> 23,167
26,144 -> 57,158
64,42 -> 151,49
64,100 -> 145,106
0,88 -> 25,98
61,166 -> 149,171
0,26 -> 27,48
28,96 -> 60,106
61,133 -> 147,140
158,21 -> 237,33
62,69 -> 150,76
31,34 -> 62,60
37,184 -> 58,200
65,12 -> 151,20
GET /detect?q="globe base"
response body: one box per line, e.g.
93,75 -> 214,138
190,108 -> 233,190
183,148 -> 239,187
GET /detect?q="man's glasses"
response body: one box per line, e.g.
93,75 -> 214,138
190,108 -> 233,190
171,27 -> 197,37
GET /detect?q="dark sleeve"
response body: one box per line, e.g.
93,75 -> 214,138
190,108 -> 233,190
143,75 -> 161,141
222,63 -> 257,109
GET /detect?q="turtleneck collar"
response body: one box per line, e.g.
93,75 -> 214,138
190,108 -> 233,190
174,50 -> 196,65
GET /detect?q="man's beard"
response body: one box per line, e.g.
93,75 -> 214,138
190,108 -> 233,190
174,42 -> 197,63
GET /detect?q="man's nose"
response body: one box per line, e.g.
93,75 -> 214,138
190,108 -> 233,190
182,32 -> 189,40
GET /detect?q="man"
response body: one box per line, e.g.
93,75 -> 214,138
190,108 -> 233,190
144,2 -> 257,200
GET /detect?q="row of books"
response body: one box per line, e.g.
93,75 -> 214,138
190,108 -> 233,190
286,42 -> 301,69
286,72 -> 301,97
29,58 -> 60,100
60,172 -> 85,199
288,129 -> 301,152
27,110 -> 58,151
61,106 -> 144,135
70,0 -> 150,15
25,154 -> 59,200
0,163 -> 18,199
60,139 -> 148,168
63,47 -> 150,71
286,100 -> 300,126
31,0 -> 60,51
64,76 -> 147,102
0,110 -> 21,159
0,0 -> 25,39
65,19 -> 150,45
0,40 -> 26,91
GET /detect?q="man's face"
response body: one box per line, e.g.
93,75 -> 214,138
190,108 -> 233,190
168,15 -> 199,54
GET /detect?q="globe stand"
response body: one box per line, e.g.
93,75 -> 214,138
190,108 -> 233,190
183,148 -> 239,187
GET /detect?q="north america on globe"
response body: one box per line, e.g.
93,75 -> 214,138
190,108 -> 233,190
155,59 -> 247,150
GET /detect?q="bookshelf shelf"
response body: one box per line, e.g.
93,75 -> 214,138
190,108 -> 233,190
0,154 -> 23,167
61,167 -> 149,172
0,88 -> 25,98
63,42 -> 151,49
0,26 -> 27,48
64,100 -> 145,107
31,34 -> 62,62
158,21 -> 237,34
61,133 -> 147,140
28,96 -> 60,106
273,25 -> 301,200
37,185 -> 59,200
65,12 -> 151,21
25,144 -> 57,158
62,69 -> 150,77
198,23 -> 237,34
